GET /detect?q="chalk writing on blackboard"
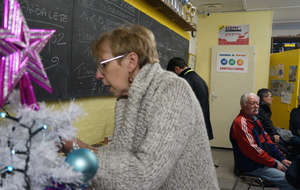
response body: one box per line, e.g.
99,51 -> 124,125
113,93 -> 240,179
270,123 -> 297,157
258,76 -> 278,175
6,0 -> 189,100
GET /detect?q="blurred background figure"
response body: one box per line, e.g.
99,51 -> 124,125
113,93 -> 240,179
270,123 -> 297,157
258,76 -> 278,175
256,88 -> 300,148
290,96 -> 300,137
167,57 -> 214,140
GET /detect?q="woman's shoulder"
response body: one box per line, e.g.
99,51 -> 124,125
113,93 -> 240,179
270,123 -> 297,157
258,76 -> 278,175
158,71 -> 192,92
139,63 -> 195,98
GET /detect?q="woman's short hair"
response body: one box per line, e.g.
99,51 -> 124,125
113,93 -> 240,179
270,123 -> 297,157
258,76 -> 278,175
257,88 -> 271,103
91,24 -> 159,68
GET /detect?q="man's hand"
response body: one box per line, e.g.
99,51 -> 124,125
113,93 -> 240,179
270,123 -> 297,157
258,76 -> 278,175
282,159 -> 292,167
274,135 -> 280,142
276,162 -> 287,172
277,159 -> 292,172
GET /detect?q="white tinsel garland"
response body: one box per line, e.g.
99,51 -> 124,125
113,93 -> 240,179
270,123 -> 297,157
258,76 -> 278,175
0,90 -> 86,190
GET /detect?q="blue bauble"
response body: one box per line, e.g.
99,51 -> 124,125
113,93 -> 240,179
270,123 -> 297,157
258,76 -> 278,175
65,148 -> 98,182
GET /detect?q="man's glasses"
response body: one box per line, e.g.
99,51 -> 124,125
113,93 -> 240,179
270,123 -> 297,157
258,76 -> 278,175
97,54 -> 127,73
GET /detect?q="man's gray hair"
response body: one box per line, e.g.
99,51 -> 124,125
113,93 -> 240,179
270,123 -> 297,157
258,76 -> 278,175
240,92 -> 259,106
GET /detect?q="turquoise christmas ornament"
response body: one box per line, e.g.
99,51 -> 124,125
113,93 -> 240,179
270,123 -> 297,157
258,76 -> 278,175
65,148 -> 98,182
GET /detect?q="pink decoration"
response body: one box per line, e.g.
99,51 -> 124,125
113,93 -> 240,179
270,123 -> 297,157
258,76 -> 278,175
0,0 -> 55,109
19,72 -> 39,110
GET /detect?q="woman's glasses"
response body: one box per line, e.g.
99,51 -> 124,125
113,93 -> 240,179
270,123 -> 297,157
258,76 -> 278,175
97,54 -> 127,73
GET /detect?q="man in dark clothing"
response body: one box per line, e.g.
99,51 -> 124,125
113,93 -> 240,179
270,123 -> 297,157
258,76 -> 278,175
290,96 -> 300,137
167,57 -> 213,140
286,155 -> 300,188
256,88 -> 300,147
256,88 -> 280,143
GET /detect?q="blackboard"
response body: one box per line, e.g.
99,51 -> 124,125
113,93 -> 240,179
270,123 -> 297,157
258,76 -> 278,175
18,0 -> 73,100
1,0 -> 189,100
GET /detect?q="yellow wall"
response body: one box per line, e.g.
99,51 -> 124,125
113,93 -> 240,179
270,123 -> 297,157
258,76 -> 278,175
45,96 -> 116,145
41,1 -> 190,145
196,11 -> 273,92
269,49 -> 300,129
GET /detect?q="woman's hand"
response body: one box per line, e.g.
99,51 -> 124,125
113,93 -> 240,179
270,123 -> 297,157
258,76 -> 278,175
59,138 -> 98,154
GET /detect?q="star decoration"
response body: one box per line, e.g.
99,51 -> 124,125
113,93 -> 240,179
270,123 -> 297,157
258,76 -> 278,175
0,0 -> 55,109
0,40 -> 21,107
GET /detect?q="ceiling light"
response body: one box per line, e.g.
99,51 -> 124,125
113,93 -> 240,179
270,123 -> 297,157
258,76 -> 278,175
202,4 -> 223,9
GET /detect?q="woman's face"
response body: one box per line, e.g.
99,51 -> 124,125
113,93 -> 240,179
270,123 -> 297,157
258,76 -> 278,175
95,40 -> 130,97
263,92 -> 273,105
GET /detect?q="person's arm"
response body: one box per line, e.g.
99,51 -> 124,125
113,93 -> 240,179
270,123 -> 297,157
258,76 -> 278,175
263,129 -> 286,161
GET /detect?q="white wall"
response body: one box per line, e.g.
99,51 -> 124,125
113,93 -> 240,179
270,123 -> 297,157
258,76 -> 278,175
272,22 -> 300,36
188,15 -> 198,55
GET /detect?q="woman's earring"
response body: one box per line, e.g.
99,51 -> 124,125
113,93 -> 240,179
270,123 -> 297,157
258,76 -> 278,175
128,76 -> 134,84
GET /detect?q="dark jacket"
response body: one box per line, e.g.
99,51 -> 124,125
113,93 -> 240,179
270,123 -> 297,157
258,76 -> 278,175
256,103 -> 279,142
290,105 -> 300,136
179,68 -> 213,140
286,155 -> 300,188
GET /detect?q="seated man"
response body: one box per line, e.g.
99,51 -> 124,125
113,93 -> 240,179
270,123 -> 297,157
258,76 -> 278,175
290,96 -> 300,137
256,88 -> 280,142
230,92 -> 294,189
256,88 -> 300,147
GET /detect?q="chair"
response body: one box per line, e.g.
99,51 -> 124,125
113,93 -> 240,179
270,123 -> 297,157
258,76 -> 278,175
232,142 -> 294,189
232,152 -> 276,190
232,174 -> 264,190
232,165 -> 276,190
274,142 -> 294,161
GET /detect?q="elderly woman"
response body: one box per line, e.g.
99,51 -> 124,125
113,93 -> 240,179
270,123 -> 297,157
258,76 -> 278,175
67,25 -> 219,190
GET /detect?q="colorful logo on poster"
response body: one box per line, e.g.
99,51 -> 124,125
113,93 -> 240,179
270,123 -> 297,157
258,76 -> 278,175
237,59 -> 244,66
217,52 -> 248,73
221,58 -> 227,65
229,59 -> 235,65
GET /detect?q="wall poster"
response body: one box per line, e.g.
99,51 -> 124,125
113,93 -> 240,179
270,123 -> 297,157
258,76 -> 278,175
270,79 -> 295,102
188,53 -> 196,70
218,25 -> 249,45
289,65 -> 297,82
216,52 -> 249,73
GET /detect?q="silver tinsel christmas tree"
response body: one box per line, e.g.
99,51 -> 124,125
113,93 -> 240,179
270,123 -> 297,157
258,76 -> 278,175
0,91 -> 85,190
0,0 -> 98,189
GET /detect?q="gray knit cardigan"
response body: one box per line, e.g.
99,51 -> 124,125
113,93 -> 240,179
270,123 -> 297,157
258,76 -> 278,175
93,63 -> 219,190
